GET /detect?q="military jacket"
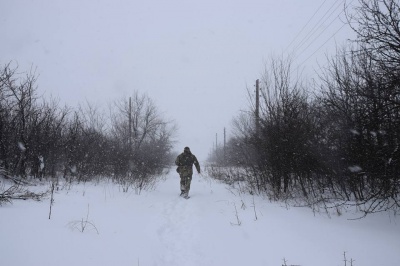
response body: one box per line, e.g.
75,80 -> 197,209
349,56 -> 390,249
175,152 -> 200,177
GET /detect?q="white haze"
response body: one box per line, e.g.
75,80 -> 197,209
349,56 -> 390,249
0,0 -> 353,160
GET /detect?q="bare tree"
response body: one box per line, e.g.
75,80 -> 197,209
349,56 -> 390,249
218,57 -> 320,198
347,0 -> 400,72
206,1 -> 400,217
347,0 -> 400,109
109,92 -> 176,188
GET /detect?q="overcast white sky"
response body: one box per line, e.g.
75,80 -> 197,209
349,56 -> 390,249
0,0 -> 355,161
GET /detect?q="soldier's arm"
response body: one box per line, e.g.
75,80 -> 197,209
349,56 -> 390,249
193,155 -> 201,173
175,155 -> 181,166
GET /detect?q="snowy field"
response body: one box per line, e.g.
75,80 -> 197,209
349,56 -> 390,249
1,169 -> 399,266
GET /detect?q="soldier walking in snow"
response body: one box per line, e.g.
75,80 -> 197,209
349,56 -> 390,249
175,147 -> 200,199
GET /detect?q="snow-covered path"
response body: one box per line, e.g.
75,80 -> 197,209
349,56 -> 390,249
1,170 -> 400,266
146,173 -> 236,266
155,192 -> 203,265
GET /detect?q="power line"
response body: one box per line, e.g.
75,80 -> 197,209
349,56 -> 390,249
296,23 -> 347,72
290,0 -> 345,58
284,0 -> 329,53
294,3 -> 346,62
293,0 -> 355,71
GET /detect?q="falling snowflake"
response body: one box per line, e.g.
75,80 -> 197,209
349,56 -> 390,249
348,165 -> 362,173
17,142 -> 26,151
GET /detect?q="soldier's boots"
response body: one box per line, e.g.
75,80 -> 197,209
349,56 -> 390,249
180,190 -> 190,199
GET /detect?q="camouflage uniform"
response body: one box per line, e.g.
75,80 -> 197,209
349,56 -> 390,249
175,147 -> 200,198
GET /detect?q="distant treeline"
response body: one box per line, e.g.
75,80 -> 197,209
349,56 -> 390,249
208,0 -> 400,216
0,63 -> 176,186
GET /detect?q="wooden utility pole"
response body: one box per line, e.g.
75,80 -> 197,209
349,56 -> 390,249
224,127 -> 226,163
215,133 -> 218,152
255,79 -> 260,136
129,97 -> 132,148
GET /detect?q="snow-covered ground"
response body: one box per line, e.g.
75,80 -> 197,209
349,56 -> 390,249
1,169 -> 399,266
